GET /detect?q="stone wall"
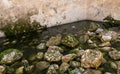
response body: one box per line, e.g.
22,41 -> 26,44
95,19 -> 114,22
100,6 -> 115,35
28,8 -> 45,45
0,0 -> 120,28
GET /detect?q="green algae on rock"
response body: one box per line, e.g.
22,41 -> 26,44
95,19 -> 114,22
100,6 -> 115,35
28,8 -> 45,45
62,34 -> 79,48
59,62 -> 70,73
0,49 -> 23,64
88,22 -> 100,32
15,66 -> 24,74
0,20 -> 119,74
1,18 -> 45,37
103,16 -> 120,28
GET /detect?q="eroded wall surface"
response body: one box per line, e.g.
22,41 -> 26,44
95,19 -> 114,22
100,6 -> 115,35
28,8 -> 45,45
0,0 -> 120,28
87,0 -> 120,21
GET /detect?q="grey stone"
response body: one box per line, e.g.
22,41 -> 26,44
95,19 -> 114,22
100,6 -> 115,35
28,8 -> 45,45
0,49 -> 23,64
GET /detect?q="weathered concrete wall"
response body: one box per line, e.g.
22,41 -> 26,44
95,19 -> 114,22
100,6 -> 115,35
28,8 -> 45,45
86,0 -> 120,21
0,0 -> 120,28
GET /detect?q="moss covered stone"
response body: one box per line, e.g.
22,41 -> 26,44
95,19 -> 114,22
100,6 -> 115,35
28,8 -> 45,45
0,49 -> 23,64
62,34 -> 79,48
88,22 -> 99,32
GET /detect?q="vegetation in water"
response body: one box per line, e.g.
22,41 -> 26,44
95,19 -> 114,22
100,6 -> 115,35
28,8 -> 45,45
0,19 -> 120,74
1,18 -> 46,37
103,16 -> 120,28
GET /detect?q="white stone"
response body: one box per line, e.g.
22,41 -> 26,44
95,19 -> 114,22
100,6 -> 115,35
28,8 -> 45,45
87,39 -> 93,44
105,31 -> 118,40
96,28 -> 103,34
0,31 -> 5,38
101,35 -> 112,42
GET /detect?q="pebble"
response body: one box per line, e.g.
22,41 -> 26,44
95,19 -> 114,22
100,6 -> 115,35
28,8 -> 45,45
96,28 -> 104,34
36,43 -> 46,50
0,30 -> 6,38
101,35 -> 112,42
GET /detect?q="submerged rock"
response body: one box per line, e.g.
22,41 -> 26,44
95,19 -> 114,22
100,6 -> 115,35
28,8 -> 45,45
109,61 -> 117,69
70,61 -> 81,68
36,52 -> 44,60
71,68 -> 82,74
88,22 -> 99,32
36,43 -> 46,50
89,43 -> 98,48
28,54 -> 36,61
109,50 -> 120,60
62,34 -> 79,47
95,28 -> 103,34
76,50 -> 85,57
111,39 -> 120,50
6,66 -> 15,74
47,46 -> 63,53
0,49 -> 23,64
0,21 -> 119,74
62,54 -> 76,62
47,64 -> 59,74
35,61 -> 50,71
104,72 -> 112,74
0,65 -> 6,74
81,49 -> 103,68
101,35 -> 112,42
79,34 -> 89,43
106,31 -> 118,40
68,47 -> 81,54
15,66 -> 24,74
100,31 -> 118,42
87,39 -> 93,44
0,30 -> 6,38
79,67 -> 85,73
21,60 -> 33,73
98,42 -> 111,47
100,47 -> 112,52
46,34 -> 62,47
25,65 -> 34,73
115,61 -> 120,74
28,52 -> 44,61
59,62 -> 70,73
87,31 -> 96,37
83,69 -> 102,74
44,48 -> 63,62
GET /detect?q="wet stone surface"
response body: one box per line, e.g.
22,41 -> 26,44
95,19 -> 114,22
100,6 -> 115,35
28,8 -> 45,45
109,50 -> 120,60
81,49 -> 103,68
44,48 -> 63,62
46,34 -> 62,47
62,34 -> 79,48
47,64 -> 59,74
0,49 -> 23,64
0,20 -> 119,74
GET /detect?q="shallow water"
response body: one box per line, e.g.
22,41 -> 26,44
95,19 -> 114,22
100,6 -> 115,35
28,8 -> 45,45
0,20 -> 118,74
